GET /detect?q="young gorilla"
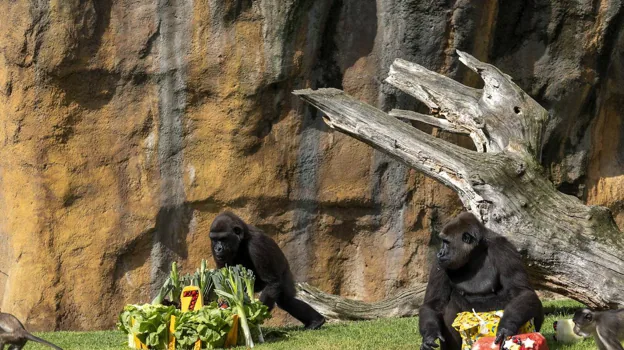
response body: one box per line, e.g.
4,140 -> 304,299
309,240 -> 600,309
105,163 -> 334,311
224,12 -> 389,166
419,212 -> 543,350
209,211 -> 326,330
0,312 -> 63,349
573,308 -> 624,350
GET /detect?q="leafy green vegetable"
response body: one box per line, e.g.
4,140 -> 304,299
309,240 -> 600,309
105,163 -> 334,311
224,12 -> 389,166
122,263 -> 269,349
151,276 -> 173,305
199,259 -> 215,302
212,265 -> 269,348
152,260 -> 216,306
173,303 -> 234,349
240,267 -> 255,301
117,304 -> 177,348
244,300 -> 271,326
170,261 -> 183,302
150,261 -> 181,306
237,266 -> 270,342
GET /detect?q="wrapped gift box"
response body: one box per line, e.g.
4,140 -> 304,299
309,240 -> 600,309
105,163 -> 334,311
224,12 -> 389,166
471,332 -> 549,350
452,310 -> 535,350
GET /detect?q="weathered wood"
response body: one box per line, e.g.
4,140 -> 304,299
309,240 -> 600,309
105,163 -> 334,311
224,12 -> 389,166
454,51 -> 547,159
385,57 -> 490,152
296,282 -> 427,321
292,88 -> 483,198
293,50 -> 624,319
389,109 -> 470,135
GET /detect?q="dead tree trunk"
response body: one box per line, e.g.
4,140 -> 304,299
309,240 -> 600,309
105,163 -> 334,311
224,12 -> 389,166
296,282 -> 427,320
293,51 -> 624,321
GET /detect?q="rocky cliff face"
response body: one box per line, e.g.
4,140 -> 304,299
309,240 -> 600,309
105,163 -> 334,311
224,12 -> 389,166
0,0 -> 622,330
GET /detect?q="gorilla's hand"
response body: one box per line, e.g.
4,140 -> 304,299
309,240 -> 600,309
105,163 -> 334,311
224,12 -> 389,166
420,332 -> 445,350
494,328 -> 514,350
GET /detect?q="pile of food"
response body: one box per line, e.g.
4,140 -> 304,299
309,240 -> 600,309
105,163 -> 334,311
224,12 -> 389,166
118,261 -> 271,349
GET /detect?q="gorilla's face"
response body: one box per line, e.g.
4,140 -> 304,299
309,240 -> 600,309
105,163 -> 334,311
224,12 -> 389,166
209,213 -> 247,264
572,309 -> 594,337
436,212 -> 483,270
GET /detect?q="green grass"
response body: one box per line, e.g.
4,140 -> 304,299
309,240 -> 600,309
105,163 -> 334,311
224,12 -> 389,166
26,300 -> 597,349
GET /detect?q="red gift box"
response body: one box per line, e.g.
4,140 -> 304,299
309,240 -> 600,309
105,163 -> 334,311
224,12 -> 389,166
471,332 -> 549,350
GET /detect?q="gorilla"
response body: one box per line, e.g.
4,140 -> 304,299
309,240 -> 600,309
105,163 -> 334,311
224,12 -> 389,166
209,211 -> 326,330
419,212 -> 543,350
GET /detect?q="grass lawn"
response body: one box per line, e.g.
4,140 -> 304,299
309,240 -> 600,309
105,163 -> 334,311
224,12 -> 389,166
27,300 -> 596,349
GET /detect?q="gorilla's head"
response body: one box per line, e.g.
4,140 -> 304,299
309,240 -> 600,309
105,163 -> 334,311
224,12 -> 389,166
572,308 -> 595,337
209,211 -> 250,264
436,212 -> 485,270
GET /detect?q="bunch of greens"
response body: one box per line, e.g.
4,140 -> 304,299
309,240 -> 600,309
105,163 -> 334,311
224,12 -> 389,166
239,300 -> 270,346
152,260 -> 215,306
173,303 -> 234,349
212,266 -> 270,348
121,263 -> 270,349
151,261 -> 181,305
244,299 -> 271,327
117,304 -> 177,348
193,259 -> 215,302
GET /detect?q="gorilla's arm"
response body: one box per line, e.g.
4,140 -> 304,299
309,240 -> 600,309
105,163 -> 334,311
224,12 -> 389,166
419,264 -> 452,348
247,232 -> 289,309
492,237 -> 544,341
247,230 -> 325,328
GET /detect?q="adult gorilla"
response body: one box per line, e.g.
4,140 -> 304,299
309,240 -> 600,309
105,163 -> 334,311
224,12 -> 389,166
209,211 -> 325,330
419,212 -> 544,350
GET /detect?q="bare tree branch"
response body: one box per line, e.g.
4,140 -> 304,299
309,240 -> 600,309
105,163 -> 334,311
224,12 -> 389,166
296,282 -> 427,321
293,88 -> 483,195
389,109 -> 470,134
385,58 -> 489,152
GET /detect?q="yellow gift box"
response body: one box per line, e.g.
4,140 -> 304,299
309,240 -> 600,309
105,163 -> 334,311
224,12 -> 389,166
452,310 -> 535,350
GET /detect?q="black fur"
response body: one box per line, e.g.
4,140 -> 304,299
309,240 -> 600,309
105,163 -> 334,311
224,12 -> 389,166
573,308 -> 624,350
419,212 -> 544,350
209,211 -> 325,330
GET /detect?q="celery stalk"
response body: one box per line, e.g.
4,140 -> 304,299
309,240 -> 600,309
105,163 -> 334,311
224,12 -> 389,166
213,266 -> 255,348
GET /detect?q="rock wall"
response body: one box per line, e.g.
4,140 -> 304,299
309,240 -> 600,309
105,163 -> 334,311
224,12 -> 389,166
0,0 -> 622,330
